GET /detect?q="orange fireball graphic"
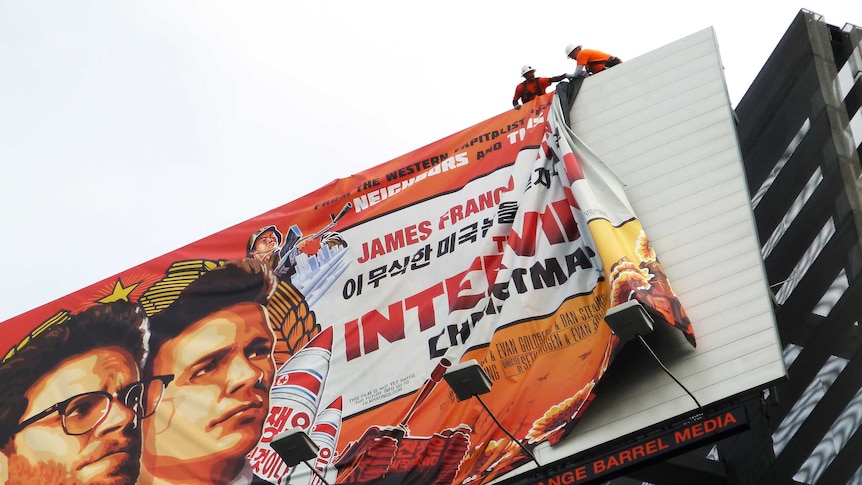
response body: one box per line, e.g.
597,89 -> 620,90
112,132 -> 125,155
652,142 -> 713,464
635,231 -> 656,262
526,380 -> 597,444
609,258 -> 652,304
606,231 -> 697,347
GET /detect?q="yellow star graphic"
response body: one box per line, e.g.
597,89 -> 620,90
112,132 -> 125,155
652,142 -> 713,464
98,278 -> 140,303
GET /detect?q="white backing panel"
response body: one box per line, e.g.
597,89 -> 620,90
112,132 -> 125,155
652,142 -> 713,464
510,27 -> 786,472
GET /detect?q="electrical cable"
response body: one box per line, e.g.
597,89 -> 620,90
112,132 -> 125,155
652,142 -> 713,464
301,460 -> 331,485
636,334 -> 703,411
475,394 -> 547,475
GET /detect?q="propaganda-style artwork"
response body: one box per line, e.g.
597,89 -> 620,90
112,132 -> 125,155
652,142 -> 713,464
0,93 -> 694,485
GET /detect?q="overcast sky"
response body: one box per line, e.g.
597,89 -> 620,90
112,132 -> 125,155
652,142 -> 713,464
0,1 -> 858,322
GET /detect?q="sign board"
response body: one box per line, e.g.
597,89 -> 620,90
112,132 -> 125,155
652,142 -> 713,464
502,406 -> 748,485
0,28 -> 782,485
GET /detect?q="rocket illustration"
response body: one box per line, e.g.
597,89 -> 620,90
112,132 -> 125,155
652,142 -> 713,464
308,397 -> 343,485
268,325 -> 334,435
248,326 -> 335,484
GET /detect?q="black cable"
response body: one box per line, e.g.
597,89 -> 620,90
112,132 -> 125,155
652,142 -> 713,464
475,394 -> 546,475
636,334 -> 703,410
301,460 -> 331,485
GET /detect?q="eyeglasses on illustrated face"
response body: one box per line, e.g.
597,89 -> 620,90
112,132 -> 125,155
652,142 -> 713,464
16,374 -> 175,436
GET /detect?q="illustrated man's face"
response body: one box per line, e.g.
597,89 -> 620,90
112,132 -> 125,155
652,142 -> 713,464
6,348 -> 140,485
143,302 -> 275,469
253,231 -> 280,256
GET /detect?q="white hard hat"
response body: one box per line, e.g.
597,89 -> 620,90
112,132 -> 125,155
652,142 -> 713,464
520,64 -> 535,76
565,44 -> 581,56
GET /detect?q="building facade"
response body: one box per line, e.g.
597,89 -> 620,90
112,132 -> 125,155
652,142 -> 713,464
718,9 -> 862,485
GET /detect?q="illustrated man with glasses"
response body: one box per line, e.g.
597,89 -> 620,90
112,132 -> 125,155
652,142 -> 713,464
0,302 -> 172,484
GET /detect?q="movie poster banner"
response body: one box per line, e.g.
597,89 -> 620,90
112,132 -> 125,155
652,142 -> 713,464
0,91 -> 694,485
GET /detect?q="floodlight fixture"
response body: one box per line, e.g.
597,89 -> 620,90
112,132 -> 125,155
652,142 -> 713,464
604,300 -> 702,410
270,428 -> 331,485
444,358 -> 493,401
603,299 -> 654,341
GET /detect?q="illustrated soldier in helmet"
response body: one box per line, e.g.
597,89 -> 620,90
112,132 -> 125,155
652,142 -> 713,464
246,225 -> 292,266
246,203 -> 351,281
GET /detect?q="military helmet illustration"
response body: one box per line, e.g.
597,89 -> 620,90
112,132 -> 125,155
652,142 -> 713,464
246,225 -> 283,256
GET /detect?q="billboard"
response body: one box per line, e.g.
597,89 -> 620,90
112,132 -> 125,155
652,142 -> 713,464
0,95 -> 693,484
0,28 -> 782,485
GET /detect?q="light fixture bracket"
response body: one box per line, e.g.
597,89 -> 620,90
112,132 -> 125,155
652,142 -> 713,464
603,299 -> 655,341
443,359 -> 492,401
270,428 -> 320,467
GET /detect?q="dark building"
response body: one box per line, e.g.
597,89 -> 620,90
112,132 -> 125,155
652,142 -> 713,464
715,9 -> 862,485
599,9 -> 862,485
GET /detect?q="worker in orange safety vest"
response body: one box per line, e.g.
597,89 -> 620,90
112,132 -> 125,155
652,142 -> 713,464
512,64 -> 568,109
565,44 -> 622,77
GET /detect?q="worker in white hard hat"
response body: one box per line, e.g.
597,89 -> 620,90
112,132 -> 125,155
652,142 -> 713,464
512,64 -> 568,109
565,44 -> 622,77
